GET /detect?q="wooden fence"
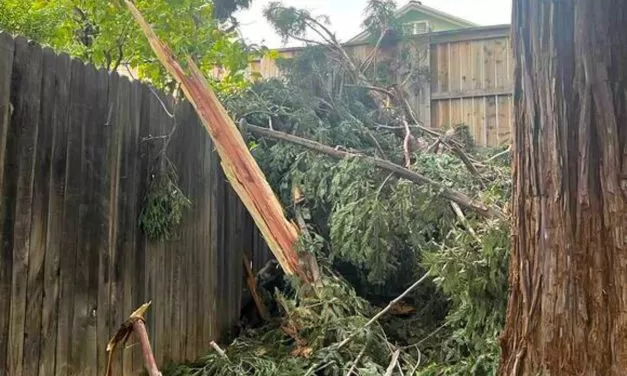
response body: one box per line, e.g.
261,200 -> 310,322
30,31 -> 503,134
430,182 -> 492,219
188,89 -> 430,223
429,25 -> 513,146
248,25 -> 513,147
0,33 -> 271,376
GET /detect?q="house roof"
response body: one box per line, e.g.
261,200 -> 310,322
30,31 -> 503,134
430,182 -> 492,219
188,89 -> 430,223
347,1 -> 478,44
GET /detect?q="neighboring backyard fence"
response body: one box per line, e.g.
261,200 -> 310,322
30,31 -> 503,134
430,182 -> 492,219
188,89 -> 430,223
0,33 -> 270,376
429,26 -> 513,146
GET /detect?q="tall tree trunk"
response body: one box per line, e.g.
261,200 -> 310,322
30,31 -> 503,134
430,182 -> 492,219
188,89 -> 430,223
499,1 -> 627,375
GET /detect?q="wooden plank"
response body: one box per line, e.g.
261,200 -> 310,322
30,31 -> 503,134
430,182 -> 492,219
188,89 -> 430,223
0,31 -> 15,374
430,101 -> 439,129
172,100 -> 188,362
449,99 -> 463,128
22,46 -> 56,376
430,44 -> 439,93
108,74 -> 128,376
163,104 -> 179,363
436,43 -> 449,93
486,96 -> 499,146
192,116 -> 208,356
39,51 -> 72,376
223,186 -> 233,333
497,95 -> 512,145
208,132 -> 220,341
506,38 -> 512,88
7,36 -> 43,376
448,42 -> 461,93
459,41 -> 472,92
215,160 -> 227,339
494,38 -> 509,90
462,98 -> 475,138
88,67 -> 110,376
122,80 -> 141,376
203,129 -> 216,345
470,40 -> 484,90
159,97 -> 175,365
120,78 -> 141,376
148,89 -> 169,366
71,63 -> 108,376
483,40 -> 497,90
438,100 -> 450,129
55,57 -> 85,376
134,84 -> 152,374
472,97 -> 487,147
232,197 -> 244,328
68,62 -> 95,375
190,111 -> 204,357
184,108 -> 199,360
97,72 -> 120,376
431,88 -> 513,101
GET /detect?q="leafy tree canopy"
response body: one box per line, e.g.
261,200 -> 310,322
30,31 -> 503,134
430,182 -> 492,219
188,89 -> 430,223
0,0 -> 257,92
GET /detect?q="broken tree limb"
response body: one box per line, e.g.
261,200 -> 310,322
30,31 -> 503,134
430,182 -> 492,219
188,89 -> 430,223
210,341 -> 228,358
106,302 -> 160,376
124,0 -> 315,283
246,124 -> 505,220
384,350 -> 401,376
242,253 -> 271,321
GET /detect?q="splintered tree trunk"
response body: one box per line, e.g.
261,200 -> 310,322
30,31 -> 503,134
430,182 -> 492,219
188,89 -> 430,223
499,1 -> 627,375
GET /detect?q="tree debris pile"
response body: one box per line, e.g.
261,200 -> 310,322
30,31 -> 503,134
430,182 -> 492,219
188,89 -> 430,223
163,44 -> 511,375
164,276 -> 425,375
146,0 -> 511,374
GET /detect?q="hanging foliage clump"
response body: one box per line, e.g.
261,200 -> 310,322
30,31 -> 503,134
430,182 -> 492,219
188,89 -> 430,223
139,159 -> 191,241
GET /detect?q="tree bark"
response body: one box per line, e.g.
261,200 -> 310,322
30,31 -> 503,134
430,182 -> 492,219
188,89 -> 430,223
499,1 -> 627,375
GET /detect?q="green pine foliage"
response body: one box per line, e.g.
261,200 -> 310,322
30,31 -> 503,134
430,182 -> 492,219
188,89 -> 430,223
162,276 -> 423,375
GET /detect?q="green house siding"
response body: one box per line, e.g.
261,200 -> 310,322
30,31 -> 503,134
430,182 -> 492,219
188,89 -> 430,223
396,9 -> 465,32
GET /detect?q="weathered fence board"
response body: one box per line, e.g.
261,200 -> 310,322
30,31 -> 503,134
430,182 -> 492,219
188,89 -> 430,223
0,32 -> 271,376
40,51 -> 72,376
0,31 -> 15,376
430,30 -> 513,146
9,36 -> 44,376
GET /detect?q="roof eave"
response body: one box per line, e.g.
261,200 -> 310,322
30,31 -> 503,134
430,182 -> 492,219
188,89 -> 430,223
398,3 -> 479,28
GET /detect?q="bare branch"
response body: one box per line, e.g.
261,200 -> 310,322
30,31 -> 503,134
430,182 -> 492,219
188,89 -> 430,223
360,27 -> 389,72
336,272 -> 432,350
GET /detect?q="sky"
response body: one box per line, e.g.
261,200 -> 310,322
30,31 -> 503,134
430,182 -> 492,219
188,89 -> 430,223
235,0 -> 513,48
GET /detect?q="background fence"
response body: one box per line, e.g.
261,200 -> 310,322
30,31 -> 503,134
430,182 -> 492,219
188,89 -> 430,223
429,26 -> 513,146
0,33 -> 271,376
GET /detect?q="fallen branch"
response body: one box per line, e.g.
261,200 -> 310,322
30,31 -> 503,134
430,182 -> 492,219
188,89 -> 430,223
346,344 -> 369,376
402,119 -> 412,167
210,341 -> 228,358
106,302 -> 161,376
448,141 -> 485,186
336,272 -> 431,351
384,350 -> 401,376
124,0 -> 315,283
485,145 -> 512,163
243,254 -> 271,321
246,124 -> 505,220
450,202 -> 481,244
